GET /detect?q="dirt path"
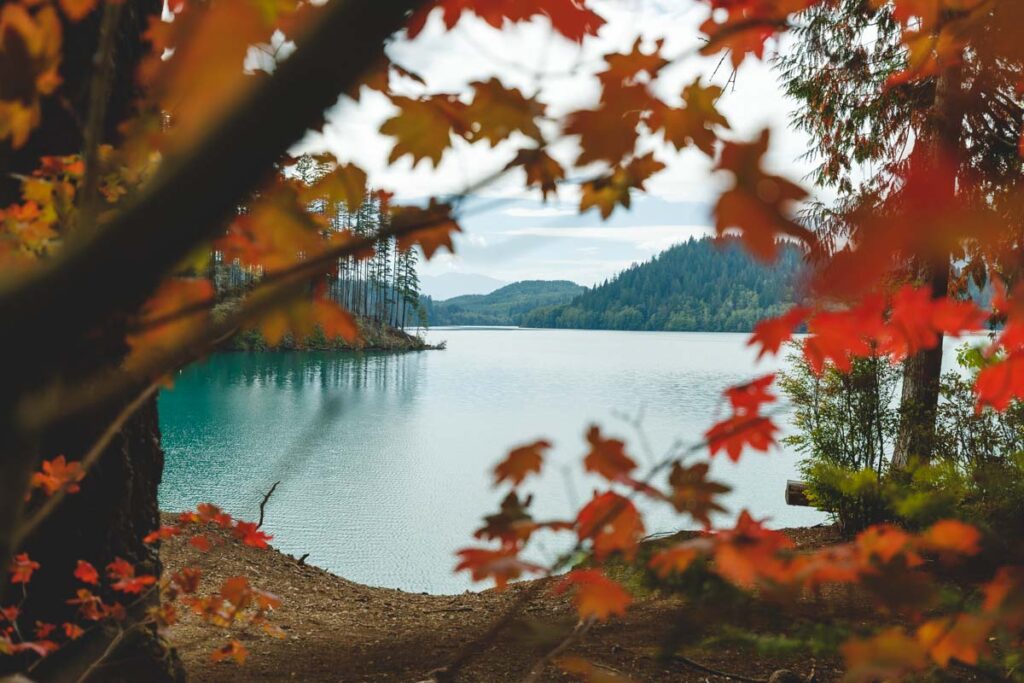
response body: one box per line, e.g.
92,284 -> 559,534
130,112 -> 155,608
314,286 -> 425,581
163,526 -> 849,682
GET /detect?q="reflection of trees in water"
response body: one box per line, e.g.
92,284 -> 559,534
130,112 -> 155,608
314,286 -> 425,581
197,351 -> 424,395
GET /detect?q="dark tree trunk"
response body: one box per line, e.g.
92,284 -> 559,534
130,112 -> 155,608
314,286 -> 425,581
891,55 -> 962,471
891,261 -> 950,469
0,1 -> 181,680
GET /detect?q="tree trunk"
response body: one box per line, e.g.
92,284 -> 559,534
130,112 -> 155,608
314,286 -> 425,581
891,52 -> 962,471
0,2 -> 182,679
891,261 -> 950,469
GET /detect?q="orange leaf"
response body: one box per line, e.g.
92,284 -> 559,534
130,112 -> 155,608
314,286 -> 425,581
505,147 -> 565,199
380,95 -> 467,168
454,547 -> 544,589
583,425 -> 636,481
9,553 -> 40,585
464,78 -> 544,146
576,492 -> 644,560
407,0 -> 605,44
494,439 -> 551,487
747,306 -> 808,359
579,153 -> 665,219
30,455 -> 85,496
975,353 -> 1024,411
555,569 -> 631,621
713,129 -> 811,261
73,560 -> 99,586
126,278 -> 215,369
58,0 -> 97,21
920,520 -> 981,556
724,374 -> 776,413
393,200 -> 462,260
917,614 -> 993,666
705,414 -> 777,462
649,543 -> 703,578
667,461 -> 730,527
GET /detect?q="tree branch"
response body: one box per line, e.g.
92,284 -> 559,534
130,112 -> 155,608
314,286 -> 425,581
0,0 -> 422,391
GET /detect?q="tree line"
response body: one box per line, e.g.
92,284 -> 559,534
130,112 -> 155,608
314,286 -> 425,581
520,237 -> 803,332
218,155 -> 427,339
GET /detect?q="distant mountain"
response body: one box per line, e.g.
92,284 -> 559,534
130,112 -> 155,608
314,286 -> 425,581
424,280 -> 584,326
520,237 -> 804,332
420,273 -> 508,300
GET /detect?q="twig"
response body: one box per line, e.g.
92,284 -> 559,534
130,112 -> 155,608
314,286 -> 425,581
77,0 -> 125,231
14,381 -> 160,546
257,481 -> 280,529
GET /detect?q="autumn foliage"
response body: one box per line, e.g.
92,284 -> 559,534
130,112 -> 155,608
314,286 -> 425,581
3,0 -> 1024,680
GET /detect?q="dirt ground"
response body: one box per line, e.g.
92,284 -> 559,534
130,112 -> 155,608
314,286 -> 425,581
163,524 -> 874,682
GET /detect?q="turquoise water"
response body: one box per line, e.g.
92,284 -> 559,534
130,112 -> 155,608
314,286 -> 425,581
159,328 -> 829,594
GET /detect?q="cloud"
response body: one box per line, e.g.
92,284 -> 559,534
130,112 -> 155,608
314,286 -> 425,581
502,206 -> 578,218
503,225 -> 713,251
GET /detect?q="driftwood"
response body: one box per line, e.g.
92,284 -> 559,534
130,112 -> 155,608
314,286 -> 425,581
785,480 -> 812,507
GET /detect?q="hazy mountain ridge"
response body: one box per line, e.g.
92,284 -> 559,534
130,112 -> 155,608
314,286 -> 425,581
520,237 -> 804,332
424,280 -> 584,326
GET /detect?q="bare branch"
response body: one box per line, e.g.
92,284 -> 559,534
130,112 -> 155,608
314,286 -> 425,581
257,481 -> 280,529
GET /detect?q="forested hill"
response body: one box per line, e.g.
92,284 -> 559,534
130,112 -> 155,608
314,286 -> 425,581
424,280 -> 583,326
520,237 -> 804,332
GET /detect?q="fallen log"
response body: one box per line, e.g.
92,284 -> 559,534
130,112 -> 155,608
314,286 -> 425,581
785,480 -> 812,507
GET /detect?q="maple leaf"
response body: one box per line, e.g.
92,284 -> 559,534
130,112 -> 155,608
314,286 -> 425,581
747,306 -> 808,360
494,439 -> 551,487
667,461 -> 730,527
30,455 -> 85,496
74,560 -> 99,586
555,569 -> 631,621
649,543 -> 704,578
464,78 -> 544,146
724,374 -> 776,413
144,525 -> 182,544
126,278 -> 215,369
877,287 -> 986,361
380,95 -> 467,168
505,147 -> 565,199
58,0 -> 97,21
66,589 -> 110,621
233,521 -> 272,549
711,511 -> 794,587
842,627 -> 929,682
803,294 -> 886,374
705,414 -> 778,462
211,639 -> 248,665
106,558 -> 157,594
9,553 -> 40,585
566,84 -> 658,167
699,0 -> 810,68
407,0 -> 605,44
63,622 -> 85,640
580,153 -> 665,220
714,130 -> 811,261
576,492 -> 645,560
217,187 -> 326,272
172,567 -> 203,595
393,200 -> 462,260
34,622 -> 55,640
651,78 -> 730,156
557,656 -> 636,682
454,547 -> 544,589
299,160 -> 367,213
583,425 -> 637,481
190,535 -> 213,552
0,4 -> 62,148
919,519 -> 981,556
917,614 -> 993,667
597,38 -> 668,91
975,353 -> 1024,411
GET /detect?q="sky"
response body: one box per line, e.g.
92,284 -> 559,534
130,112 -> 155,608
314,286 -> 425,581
300,0 -> 820,287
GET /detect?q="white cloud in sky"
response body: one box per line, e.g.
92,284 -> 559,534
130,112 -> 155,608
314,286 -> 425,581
504,225 -> 712,251
503,206 -> 578,218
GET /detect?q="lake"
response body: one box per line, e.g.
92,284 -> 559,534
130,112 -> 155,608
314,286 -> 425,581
159,328 -> 832,594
